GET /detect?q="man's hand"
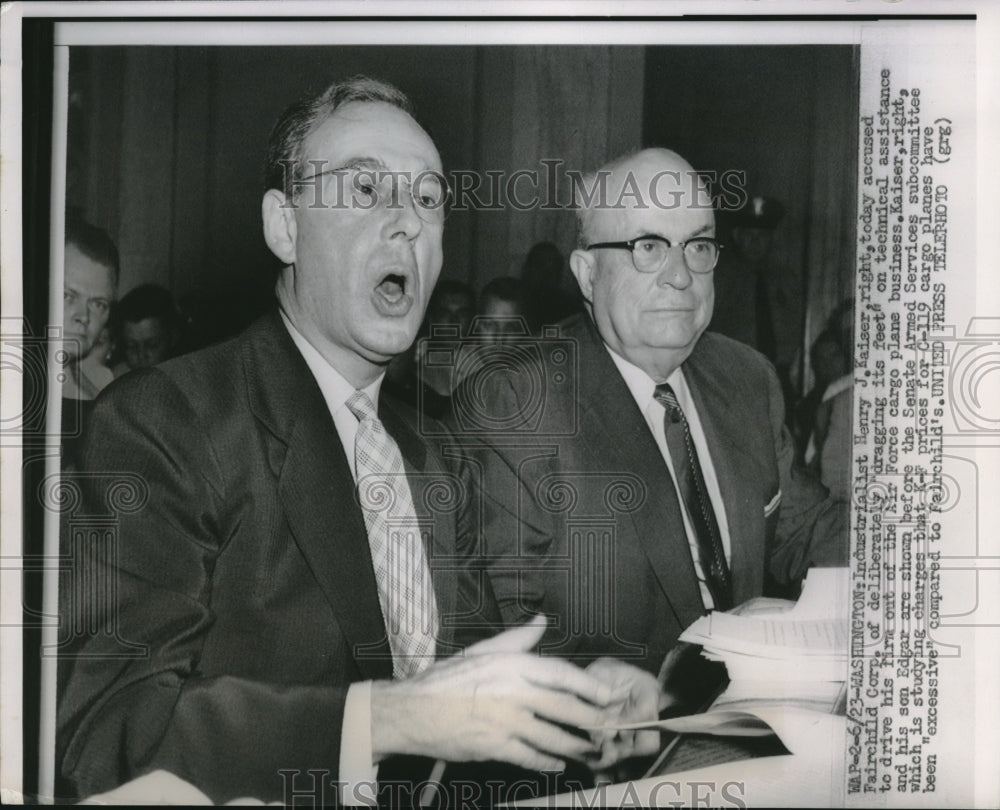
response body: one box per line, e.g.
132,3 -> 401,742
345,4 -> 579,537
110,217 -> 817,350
370,615 -> 626,772
584,658 -> 662,770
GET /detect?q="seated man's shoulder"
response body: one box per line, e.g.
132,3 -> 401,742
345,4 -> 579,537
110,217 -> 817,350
100,331 -> 244,416
692,330 -> 776,384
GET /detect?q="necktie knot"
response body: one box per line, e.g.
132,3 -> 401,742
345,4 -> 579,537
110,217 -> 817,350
346,390 -> 378,423
654,383 -> 683,423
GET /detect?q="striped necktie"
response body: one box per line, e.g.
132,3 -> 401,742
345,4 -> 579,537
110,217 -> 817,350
347,391 -> 439,677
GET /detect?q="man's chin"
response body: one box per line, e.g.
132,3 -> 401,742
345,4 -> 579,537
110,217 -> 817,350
360,328 -> 420,366
646,326 -> 704,351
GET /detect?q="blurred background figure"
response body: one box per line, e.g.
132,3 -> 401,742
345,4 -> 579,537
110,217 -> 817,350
61,217 -> 118,469
385,279 -> 476,418
710,195 -> 799,406
803,299 -> 854,502
519,241 -> 581,332
473,275 -> 528,344
793,324 -> 848,461
111,283 -> 180,374
426,278 -> 477,336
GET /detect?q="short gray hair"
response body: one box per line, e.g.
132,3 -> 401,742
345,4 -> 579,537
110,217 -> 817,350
263,76 -> 413,197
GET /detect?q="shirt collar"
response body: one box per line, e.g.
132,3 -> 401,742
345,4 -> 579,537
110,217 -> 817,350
822,373 -> 853,402
605,345 -> 686,411
280,310 -> 383,415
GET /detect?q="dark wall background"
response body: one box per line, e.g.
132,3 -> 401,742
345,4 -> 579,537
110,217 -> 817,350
68,46 -> 479,298
644,45 -> 859,372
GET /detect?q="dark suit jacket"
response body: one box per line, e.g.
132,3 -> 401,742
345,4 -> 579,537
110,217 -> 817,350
445,313 -> 846,675
56,311 -> 487,803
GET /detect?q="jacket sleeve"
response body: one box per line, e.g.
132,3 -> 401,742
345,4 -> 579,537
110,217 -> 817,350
56,369 -> 347,804
764,360 -> 850,584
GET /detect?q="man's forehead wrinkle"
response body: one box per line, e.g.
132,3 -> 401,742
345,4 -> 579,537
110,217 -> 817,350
301,102 -> 442,171
328,156 -> 388,172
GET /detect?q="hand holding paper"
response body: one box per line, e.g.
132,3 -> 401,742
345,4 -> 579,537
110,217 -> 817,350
583,657 -> 663,769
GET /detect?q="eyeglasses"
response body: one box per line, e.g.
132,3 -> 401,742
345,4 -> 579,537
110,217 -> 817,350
586,235 -> 724,274
294,165 -> 453,224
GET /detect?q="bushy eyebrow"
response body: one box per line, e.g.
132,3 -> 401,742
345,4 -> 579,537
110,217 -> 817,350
685,223 -> 714,240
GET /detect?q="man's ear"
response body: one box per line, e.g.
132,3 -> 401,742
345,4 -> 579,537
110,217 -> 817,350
569,248 -> 596,304
262,189 -> 297,265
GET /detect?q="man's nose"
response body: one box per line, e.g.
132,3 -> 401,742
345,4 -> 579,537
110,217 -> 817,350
137,343 -> 161,367
656,248 -> 693,289
71,300 -> 90,324
385,184 -> 424,240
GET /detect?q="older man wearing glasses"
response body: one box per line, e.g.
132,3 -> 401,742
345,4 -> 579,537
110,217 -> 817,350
448,148 -> 847,713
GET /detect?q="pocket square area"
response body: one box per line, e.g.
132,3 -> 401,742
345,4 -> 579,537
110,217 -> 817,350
763,490 -> 782,516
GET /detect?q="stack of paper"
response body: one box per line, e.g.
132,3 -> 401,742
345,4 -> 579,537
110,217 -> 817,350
679,568 -> 849,683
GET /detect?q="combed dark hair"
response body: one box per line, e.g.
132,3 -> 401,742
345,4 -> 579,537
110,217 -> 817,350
263,75 -> 413,197
65,216 -> 120,286
115,283 -> 178,326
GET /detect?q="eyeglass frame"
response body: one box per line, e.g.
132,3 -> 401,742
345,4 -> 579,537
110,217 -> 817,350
291,162 -> 454,222
585,234 -> 725,274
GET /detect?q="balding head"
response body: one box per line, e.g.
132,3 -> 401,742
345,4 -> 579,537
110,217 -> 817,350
570,148 -> 718,380
574,148 -> 713,248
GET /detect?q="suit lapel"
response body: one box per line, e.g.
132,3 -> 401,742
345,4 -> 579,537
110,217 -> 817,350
243,313 -> 393,680
682,341 -> 767,604
568,317 -> 705,630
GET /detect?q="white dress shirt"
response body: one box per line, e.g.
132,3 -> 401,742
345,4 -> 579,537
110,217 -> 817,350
281,311 -> 380,805
605,347 -> 733,611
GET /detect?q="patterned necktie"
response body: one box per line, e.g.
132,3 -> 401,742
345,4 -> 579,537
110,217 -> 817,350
653,383 -> 733,611
346,391 -> 438,678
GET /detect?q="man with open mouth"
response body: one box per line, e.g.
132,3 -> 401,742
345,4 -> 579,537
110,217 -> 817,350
56,76 -> 656,806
